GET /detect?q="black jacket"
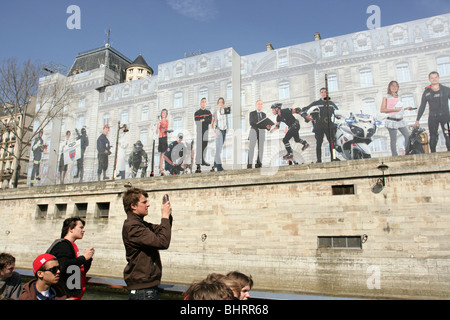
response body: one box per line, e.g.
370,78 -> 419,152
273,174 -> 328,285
48,239 -> 92,297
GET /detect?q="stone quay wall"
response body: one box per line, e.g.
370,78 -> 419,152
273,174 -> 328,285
1,152 -> 449,299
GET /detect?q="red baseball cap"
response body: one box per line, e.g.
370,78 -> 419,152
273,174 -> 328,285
32,254 -> 56,274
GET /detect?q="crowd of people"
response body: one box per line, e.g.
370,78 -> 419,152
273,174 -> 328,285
0,187 -> 253,300
29,71 -> 450,186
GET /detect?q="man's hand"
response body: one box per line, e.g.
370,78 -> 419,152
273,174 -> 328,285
83,247 -> 95,260
161,201 -> 172,219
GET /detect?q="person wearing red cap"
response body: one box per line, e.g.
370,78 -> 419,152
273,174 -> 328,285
96,124 -> 111,180
18,254 -> 66,300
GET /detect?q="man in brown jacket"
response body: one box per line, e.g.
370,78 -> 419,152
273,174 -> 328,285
122,188 -> 172,300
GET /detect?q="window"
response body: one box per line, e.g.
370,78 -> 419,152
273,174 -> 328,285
227,83 -> 232,99
141,106 -> 149,121
327,74 -> 338,91
175,65 -> 184,77
279,81 -> 290,99
199,87 -> 208,103
173,118 -> 182,134
362,98 -> 376,116
78,98 -> 85,109
241,89 -> 246,105
318,236 -> 362,249
332,185 -> 355,195
360,69 -> 373,87
140,129 -> 148,145
396,63 -> 411,82
36,204 -> 48,219
103,113 -> 110,126
75,203 -> 88,218
96,202 -> 110,219
121,110 -> 129,125
437,56 -> 450,76
174,92 -> 183,108
278,51 -> 288,68
55,204 -> 67,219
76,115 -> 84,128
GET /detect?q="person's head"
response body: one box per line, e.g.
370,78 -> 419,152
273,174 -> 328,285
320,87 -> 328,99
429,71 -> 440,85
217,97 -> 225,107
61,217 -> 86,240
0,253 -> 16,280
387,81 -> 399,95
185,279 -> 235,300
38,130 -> 43,137
177,133 -> 184,143
65,130 -> 71,139
270,103 -> 282,115
33,254 -> 60,284
122,188 -> 149,216
226,271 -> 253,300
161,109 -> 168,119
103,124 -> 110,135
255,99 -> 263,112
205,274 -> 241,299
200,98 -> 207,109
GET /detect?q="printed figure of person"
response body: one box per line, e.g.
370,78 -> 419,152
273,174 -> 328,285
157,109 -> 169,176
212,98 -> 229,172
271,103 -> 309,161
128,140 -> 148,178
302,88 -> 339,163
30,130 -> 45,187
97,124 -> 111,181
380,81 -> 413,156
414,71 -> 450,153
58,130 -> 71,184
74,127 -> 89,182
194,98 -> 212,173
163,133 -> 187,175
117,124 -> 130,179
248,100 -> 271,168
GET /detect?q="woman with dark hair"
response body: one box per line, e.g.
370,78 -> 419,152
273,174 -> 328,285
380,81 -> 413,156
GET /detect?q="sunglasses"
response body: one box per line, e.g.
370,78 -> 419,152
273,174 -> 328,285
41,266 -> 60,275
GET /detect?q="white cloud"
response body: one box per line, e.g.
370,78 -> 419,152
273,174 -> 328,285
166,0 -> 218,22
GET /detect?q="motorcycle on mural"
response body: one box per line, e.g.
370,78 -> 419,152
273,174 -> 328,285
334,111 -> 381,160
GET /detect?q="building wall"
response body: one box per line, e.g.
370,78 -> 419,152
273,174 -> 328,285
2,152 -> 450,299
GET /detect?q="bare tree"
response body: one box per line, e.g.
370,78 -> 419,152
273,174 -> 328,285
0,58 -> 73,188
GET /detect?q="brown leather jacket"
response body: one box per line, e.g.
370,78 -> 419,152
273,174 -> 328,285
122,212 -> 172,290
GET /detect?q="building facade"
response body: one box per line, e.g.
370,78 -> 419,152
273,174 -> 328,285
30,13 -> 450,186
1,97 -> 36,188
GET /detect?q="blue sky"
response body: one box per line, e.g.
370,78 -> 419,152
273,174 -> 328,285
1,0 -> 450,74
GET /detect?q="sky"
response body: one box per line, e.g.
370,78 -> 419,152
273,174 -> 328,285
1,0 -> 450,74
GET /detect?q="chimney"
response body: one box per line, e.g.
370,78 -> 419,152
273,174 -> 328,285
314,33 -> 322,41
266,43 -> 274,51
